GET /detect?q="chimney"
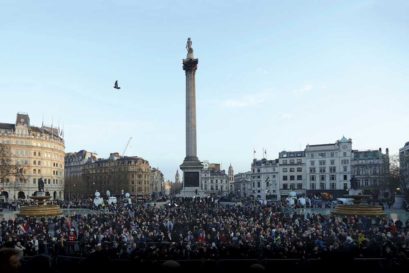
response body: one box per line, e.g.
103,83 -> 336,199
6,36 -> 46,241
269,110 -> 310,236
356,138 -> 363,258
379,148 -> 382,152
386,148 -> 389,155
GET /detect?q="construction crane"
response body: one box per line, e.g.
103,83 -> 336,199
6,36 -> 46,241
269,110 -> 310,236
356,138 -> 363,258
122,137 -> 133,157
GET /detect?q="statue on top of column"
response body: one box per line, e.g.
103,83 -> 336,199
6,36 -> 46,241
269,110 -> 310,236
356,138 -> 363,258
186,37 -> 194,59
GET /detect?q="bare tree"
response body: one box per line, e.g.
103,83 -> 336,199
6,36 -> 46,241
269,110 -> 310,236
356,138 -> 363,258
0,143 -> 25,186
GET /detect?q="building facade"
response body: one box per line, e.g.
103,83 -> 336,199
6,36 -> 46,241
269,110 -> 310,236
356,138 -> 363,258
201,161 -> 229,196
228,164 -> 234,192
400,142 -> 409,194
150,168 -> 164,198
0,113 -> 65,200
278,151 -> 306,197
233,171 -> 252,197
305,137 -> 352,197
351,148 -> 390,198
64,150 -> 98,200
251,158 -> 280,200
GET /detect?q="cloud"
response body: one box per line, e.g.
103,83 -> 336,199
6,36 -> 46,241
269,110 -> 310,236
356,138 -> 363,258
222,92 -> 271,108
293,84 -> 313,96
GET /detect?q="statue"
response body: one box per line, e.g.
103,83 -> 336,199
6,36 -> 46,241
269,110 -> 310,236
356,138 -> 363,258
186,37 -> 194,59
186,38 -> 192,51
38,178 -> 45,192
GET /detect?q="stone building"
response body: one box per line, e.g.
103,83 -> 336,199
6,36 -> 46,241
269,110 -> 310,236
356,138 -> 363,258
64,151 -> 164,200
234,171 -> 252,197
150,168 -> 164,198
251,158 -> 280,200
201,161 -> 229,196
82,153 -> 152,199
278,151 -> 305,197
64,150 -> 97,200
351,148 -> 390,198
0,113 -> 65,200
305,137 -> 352,197
400,142 -> 409,194
228,164 -> 234,192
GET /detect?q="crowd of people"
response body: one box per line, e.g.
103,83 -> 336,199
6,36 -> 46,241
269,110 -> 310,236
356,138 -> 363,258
1,197 -> 409,271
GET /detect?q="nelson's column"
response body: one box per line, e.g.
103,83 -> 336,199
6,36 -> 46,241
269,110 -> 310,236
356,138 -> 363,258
179,38 -> 205,197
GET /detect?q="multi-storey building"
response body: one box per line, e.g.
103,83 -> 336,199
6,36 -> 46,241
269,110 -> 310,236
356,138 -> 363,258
64,150 -> 97,199
0,113 -> 65,200
278,151 -> 305,197
251,158 -> 280,200
228,164 -> 234,192
400,142 -> 409,193
351,148 -> 390,198
150,168 -> 164,198
305,137 -> 352,197
234,171 -> 252,197
201,161 -> 229,196
81,153 -> 152,199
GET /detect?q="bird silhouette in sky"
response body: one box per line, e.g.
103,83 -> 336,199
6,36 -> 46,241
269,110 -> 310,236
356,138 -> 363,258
113,80 -> 121,90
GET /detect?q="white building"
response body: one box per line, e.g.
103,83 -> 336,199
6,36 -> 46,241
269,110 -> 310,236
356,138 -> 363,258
305,137 -> 352,197
201,161 -> 229,196
278,150 -> 306,197
251,158 -> 280,200
234,171 -> 252,197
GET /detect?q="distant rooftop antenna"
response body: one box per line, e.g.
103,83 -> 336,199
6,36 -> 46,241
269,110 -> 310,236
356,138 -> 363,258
122,137 -> 133,157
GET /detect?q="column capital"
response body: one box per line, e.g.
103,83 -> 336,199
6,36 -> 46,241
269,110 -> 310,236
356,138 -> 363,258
183,58 -> 198,71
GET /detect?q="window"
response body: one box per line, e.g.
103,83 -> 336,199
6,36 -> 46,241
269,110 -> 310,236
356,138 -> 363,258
283,160 -> 287,164
329,166 -> 336,173
330,152 -> 334,157
310,183 -> 316,190
290,175 -> 295,181
257,182 -> 261,188
290,184 -> 295,190
319,160 -> 326,166
320,183 -> 326,190
310,161 -> 315,166
33,151 -> 36,156
33,169 -> 36,174
330,183 -> 336,190
310,153 -> 314,158
330,160 -> 335,165
297,183 -> 302,190
320,175 -> 325,181
330,175 -> 335,181
343,152 -> 347,157
341,159 -> 349,164
283,176 -> 288,181
310,175 -> 316,181
319,152 -> 326,157
283,168 -> 288,172
283,184 -> 288,190
33,178 -> 36,184
310,167 -> 316,173
319,167 -> 326,173
290,168 -> 295,172
257,169 -> 260,173
343,183 -> 348,190
290,159 -> 294,164
297,159 -> 302,164
343,166 -> 348,172
297,167 -> 302,172
343,175 -> 348,181
297,175 -> 302,181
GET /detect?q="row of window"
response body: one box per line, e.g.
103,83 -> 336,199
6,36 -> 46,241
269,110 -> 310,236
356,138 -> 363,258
309,174 -> 348,181
309,183 -> 349,190
33,178 -> 61,185
282,167 -> 303,172
282,175 -> 303,181
281,159 -> 302,164
309,152 -> 348,158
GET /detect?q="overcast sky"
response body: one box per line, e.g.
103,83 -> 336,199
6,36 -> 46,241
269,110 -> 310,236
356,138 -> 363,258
1,0 -> 408,181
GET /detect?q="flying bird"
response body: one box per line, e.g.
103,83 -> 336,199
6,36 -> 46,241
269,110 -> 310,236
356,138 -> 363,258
113,80 -> 121,90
